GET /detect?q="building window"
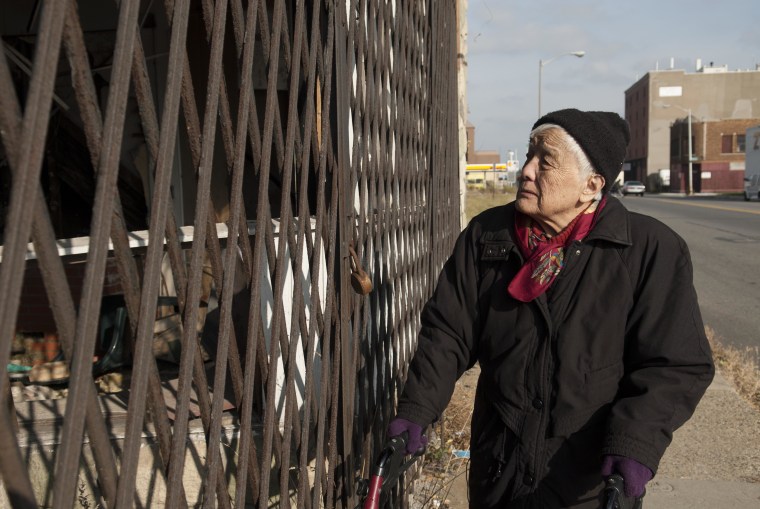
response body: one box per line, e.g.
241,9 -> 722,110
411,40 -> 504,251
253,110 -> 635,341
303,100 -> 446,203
737,134 -> 746,153
671,136 -> 680,158
721,134 -> 733,153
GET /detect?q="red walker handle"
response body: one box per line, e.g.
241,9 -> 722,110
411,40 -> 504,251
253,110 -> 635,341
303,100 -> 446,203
362,475 -> 384,509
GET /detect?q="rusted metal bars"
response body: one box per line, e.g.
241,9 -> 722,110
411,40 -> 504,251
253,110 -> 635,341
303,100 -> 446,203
226,2 -> 269,505
161,0 -> 231,505
375,7 -> 398,502
349,0 -> 377,488
47,0 -> 146,506
295,2 -> 336,506
345,1 -> 458,506
272,0 -> 315,504
0,0 -> 69,412
0,0 -> 461,506
150,0 -> 262,503
169,0 -> 274,499
1,2 -> 193,505
253,0 -> 302,505
112,0 -> 193,506
307,9 -> 339,509
441,0 -> 460,263
0,20 -> 122,509
61,5 -> 198,505
333,0 -> 354,505
377,4 -> 397,477
192,0 -> 240,505
124,3 -> 229,504
49,0 -> 143,505
0,49 -> 54,509
348,0 -> 368,476
125,17 -> 201,509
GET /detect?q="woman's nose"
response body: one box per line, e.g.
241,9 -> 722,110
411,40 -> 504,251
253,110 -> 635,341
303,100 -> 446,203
521,157 -> 538,180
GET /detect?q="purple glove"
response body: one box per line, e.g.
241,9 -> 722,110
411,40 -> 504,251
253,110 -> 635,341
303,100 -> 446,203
387,417 -> 428,455
601,455 -> 653,498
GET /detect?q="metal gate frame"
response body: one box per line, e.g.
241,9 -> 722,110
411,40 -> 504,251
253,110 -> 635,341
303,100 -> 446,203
0,0 -> 459,507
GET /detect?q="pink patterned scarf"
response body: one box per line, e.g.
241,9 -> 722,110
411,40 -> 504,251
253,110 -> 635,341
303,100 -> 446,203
508,197 -> 606,302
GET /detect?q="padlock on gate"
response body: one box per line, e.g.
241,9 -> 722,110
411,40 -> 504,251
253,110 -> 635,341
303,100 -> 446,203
348,245 -> 373,295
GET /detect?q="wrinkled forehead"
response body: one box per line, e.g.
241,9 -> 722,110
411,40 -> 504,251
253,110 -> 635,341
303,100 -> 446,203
529,126 -> 573,154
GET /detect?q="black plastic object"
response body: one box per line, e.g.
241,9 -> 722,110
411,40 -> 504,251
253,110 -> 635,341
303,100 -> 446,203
359,433 -> 424,509
600,474 -> 644,509
92,294 -> 128,375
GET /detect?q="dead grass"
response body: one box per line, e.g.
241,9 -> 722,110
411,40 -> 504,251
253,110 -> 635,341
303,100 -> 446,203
706,326 -> 760,411
412,368 -> 478,508
465,188 -> 515,222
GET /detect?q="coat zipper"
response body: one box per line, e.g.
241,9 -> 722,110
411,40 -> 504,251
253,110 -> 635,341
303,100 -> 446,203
527,300 -> 553,490
491,427 -> 508,482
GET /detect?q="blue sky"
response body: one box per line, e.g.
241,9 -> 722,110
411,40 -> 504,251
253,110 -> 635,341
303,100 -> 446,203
466,0 -> 760,161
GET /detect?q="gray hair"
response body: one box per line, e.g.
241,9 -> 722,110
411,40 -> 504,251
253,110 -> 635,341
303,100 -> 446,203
530,124 -> 602,199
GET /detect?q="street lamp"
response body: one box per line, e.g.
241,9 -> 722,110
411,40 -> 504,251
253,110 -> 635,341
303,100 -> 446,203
538,51 -> 585,117
662,104 -> 694,195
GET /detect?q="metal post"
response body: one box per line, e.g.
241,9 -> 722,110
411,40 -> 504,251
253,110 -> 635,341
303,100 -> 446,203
537,51 -> 585,118
687,108 -> 693,195
538,59 -> 543,118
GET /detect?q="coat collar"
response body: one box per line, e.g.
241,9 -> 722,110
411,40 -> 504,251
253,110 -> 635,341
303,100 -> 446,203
584,196 -> 632,246
477,196 -> 632,249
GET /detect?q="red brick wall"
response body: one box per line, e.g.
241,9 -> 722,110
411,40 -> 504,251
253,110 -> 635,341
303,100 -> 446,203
670,118 -> 759,193
698,162 -> 745,192
702,119 -> 758,161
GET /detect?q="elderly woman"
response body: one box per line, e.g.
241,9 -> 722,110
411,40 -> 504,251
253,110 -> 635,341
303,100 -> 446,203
388,109 -> 714,508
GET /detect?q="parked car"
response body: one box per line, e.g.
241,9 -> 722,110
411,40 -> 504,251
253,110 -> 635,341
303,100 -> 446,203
622,181 -> 645,196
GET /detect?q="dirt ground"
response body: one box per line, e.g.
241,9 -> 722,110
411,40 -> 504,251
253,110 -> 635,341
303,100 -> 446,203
410,366 -> 479,509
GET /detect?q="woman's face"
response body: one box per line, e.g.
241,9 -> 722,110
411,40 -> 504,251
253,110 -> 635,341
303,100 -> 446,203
515,128 -> 596,234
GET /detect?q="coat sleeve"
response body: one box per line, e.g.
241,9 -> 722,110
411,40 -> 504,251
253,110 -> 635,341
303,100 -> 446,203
602,225 -> 715,473
395,223 -> 482,427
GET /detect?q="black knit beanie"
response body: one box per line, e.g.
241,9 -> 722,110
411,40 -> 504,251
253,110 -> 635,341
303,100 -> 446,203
532,108 -> 630,192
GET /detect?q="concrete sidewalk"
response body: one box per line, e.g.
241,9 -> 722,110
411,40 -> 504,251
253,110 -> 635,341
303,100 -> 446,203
646,370 -> 760,508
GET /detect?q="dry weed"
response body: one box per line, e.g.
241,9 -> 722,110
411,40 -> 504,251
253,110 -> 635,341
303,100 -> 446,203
411,368 -> 478,508
705,326 -> 760,410
465,189 -> 515,222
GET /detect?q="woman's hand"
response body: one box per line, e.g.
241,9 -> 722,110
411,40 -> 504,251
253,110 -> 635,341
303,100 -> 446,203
601,455 -> 653,498
387,417 -> 428,455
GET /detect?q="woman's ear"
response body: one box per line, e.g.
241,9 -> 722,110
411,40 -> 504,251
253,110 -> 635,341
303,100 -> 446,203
580,174 -> 605,203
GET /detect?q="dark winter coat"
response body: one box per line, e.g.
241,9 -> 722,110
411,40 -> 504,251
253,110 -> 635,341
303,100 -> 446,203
397,197 -> 714,508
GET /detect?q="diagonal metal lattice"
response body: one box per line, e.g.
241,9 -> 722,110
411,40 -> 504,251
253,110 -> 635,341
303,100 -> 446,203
0,0 -> 459,507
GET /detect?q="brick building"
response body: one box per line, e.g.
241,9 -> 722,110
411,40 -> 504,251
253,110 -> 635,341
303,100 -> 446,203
624,61 -> 760,188
466,122 -> 501,164
668,118 -> 759,193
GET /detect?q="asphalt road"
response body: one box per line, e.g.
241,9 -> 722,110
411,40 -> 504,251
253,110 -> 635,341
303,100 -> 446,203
618,194 -> 760,362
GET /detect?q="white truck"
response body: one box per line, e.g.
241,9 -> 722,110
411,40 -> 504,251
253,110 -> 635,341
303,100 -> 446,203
745,125 -> 760,201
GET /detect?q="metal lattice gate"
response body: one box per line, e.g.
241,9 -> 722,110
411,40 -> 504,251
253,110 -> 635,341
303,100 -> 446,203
0,0 -> 459,507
